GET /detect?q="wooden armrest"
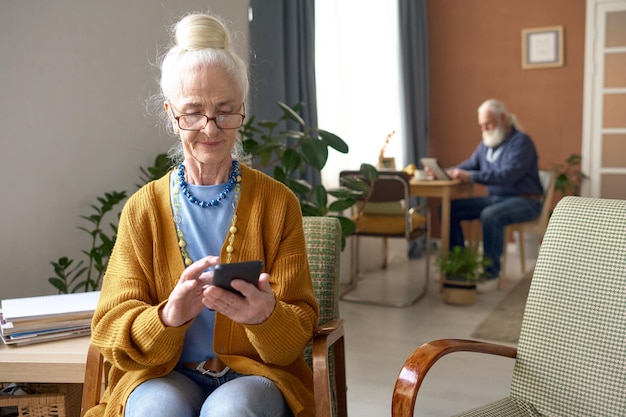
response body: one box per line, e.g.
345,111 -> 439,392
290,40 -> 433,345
312,319 -> 347,417
81,343 -> 105,417
392,339 -> 517,417
313,318 -> 344,337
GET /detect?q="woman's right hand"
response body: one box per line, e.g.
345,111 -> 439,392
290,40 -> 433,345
159,256 -> 220,327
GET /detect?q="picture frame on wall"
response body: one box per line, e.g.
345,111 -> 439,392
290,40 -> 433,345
521,26 -> 564,69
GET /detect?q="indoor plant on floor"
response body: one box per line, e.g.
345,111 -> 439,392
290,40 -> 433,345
437,246 -> 491,305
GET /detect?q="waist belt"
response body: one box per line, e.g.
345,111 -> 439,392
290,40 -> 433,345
520,194 -> 542,200
182,357 -> 230,377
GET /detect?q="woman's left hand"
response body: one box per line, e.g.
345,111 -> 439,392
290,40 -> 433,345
202,273 -> 276,324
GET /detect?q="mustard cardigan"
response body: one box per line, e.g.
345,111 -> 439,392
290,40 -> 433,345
87,164 -> 319,417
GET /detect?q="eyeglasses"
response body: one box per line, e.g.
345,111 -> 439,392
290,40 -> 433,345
171,105 -> 245,131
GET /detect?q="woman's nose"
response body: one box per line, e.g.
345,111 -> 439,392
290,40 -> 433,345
201,118 -> 220,134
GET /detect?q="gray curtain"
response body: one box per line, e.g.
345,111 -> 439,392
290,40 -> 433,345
399,0 -> 430,258
399,0 -> 429,166
248,0 -> 320,186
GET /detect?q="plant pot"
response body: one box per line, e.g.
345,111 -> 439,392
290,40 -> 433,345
443,279 -> 476,305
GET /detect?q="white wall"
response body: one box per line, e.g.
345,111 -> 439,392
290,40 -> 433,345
0,1 -> 249,299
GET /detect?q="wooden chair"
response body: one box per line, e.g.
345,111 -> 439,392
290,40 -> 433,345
81,216 -> 347,417
501,169 -> 556,278
339,170 -> 430,307
392,197 -> 626,416
466,169 -> 556,289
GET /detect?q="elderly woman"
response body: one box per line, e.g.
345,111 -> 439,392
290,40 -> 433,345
86,12 -> 318,417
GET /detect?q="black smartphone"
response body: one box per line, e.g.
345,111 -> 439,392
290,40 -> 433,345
212,260 -> 263,296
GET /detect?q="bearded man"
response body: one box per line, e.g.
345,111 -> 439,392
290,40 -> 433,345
441,99 -> 543,291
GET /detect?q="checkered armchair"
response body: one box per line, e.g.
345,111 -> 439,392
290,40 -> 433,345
392,197 -> 626,416
81,216 -> 347,417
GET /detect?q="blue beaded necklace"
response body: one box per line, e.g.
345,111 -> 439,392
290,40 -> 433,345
177,160 -> 239,207
172,160 -> 242,266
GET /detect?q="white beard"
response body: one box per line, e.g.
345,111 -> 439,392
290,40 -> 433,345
482,125 -> 506,148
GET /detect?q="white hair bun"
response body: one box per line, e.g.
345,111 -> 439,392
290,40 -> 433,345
175,14 -> 230,51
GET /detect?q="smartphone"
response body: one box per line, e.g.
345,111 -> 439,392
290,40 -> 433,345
212,260 -> 263,296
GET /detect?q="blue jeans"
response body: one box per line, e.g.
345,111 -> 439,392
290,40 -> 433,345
447,196 -> 541,278
125,366 -> 294,417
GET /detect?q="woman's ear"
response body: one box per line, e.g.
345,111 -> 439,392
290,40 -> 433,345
164,102 -> 179,134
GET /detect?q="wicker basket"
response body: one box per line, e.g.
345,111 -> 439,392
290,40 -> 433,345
0,383 -> 82,417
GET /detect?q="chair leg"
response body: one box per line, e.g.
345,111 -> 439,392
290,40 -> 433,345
500,228 -> 510,290
382,237 -> 389,269
466,220 -> 481,251
518,230 -> 526,274
341,234 -> 360,296
333,336 -> 348,417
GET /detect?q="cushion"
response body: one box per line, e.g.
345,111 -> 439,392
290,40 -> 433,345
352,211 -> 426,234
360,201 -> 405,215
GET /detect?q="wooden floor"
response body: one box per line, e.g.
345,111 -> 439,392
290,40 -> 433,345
340,242 -> 533,416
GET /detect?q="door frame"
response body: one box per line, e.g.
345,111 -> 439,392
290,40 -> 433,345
582,0 -> 626,197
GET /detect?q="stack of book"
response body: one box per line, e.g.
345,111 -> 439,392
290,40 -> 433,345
0,291 -> 100,346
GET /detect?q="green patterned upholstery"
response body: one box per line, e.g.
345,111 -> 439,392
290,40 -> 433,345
453,197 -> 626,416
302,216 -> 341,332
302,216 -> 343,417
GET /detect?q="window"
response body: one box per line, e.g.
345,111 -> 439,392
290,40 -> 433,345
315,0 -> 404,187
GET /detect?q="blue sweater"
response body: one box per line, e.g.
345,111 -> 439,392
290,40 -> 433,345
455,128 -> 543,196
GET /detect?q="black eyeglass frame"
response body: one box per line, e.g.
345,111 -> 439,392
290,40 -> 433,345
170,103 -> 246,131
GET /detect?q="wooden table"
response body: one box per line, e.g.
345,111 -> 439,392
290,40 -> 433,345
410,179 -> 473,286
0,336 -> 90,383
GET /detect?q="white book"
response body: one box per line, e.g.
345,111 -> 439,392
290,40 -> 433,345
1,291 -> 100,322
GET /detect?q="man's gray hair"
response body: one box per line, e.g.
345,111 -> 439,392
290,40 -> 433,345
478,99 -> 524,132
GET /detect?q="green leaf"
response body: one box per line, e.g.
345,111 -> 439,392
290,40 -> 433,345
319,129 -> 349,153
48,278 -> 68,293
336,216 -> 356,236
282,130 -> 306,140
329,199 -> 356,212
359,163 -> 379,182
311,185 -> 328,208
301,201 -> 324,217
258,120 -> 279,130
285,178 -> 311,195
281,149 -> 302,175
340,176 -> 371,193
273,166 -> 288,184
277,101 -> 305,125
327,187 -> 363,200
301,137 -> 328,171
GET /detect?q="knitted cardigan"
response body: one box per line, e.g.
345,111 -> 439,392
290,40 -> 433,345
87,164 -> 319,417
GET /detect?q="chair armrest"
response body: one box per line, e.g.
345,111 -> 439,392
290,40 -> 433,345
392,339 -> 517,417
81,343 -> 105,417
312,319 -> 347,417
313,318 -> 344,337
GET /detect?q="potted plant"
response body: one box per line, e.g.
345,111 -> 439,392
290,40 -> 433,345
240,101 -> 376,248
436,246 -> 491,305
48,155 -> 170,294
553,153 -> 588,200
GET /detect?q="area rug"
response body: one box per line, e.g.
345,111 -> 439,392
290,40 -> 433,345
470,271 -> 533,344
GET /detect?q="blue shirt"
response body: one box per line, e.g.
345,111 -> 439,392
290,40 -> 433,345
455,128 -> 543,196
169,171 -> 236,362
